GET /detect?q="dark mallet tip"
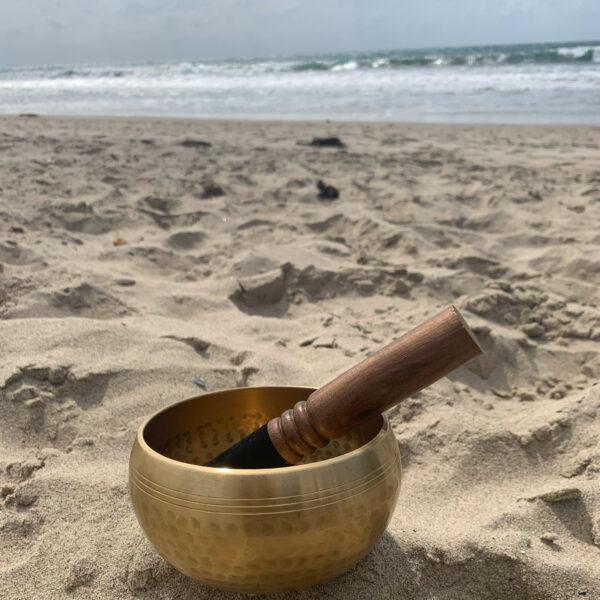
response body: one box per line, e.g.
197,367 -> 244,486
204,423 -> 291,469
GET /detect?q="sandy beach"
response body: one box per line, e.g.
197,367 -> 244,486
1,114 -> 599,599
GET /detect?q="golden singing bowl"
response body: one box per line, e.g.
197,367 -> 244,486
129,386 -> 401,594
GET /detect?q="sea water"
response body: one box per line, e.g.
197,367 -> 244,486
1,41 -> 599,124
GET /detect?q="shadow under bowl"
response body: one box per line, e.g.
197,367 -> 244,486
129,386 -> 401,594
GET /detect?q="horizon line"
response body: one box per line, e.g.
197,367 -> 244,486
2,37 -> 599,71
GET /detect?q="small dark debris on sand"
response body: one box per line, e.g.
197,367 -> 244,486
202,183 -> 225,199
180,139 -> 211,148
10,226 -> 25,234
317,180 -> 339,200
310,137 -> 345,148
19,113 -> 38,118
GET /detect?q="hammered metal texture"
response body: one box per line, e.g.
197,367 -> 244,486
129,386 -> 401,594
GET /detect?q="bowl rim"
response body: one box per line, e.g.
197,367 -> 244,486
136,385 -> 390,476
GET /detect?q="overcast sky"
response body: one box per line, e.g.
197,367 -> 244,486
1,0 -> 599,67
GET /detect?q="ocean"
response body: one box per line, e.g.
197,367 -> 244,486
1,41 -> 599,124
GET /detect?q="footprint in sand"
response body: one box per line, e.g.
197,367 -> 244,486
140,195 -> 181,213
165,230 -> 206,251
45,201 -> 123,235
0,365 -> 112,451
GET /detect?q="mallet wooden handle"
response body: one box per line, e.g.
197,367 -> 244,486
267,306 -> 482,464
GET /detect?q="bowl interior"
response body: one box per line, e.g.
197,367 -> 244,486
142,386 -> 383,467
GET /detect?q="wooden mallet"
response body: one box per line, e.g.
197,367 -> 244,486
206,305 -> 482,469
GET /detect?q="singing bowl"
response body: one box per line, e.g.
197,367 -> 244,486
129,386 -> 401,594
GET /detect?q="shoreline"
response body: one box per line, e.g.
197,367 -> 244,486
3,112 -> 600,129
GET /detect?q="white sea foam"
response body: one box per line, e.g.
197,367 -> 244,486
557,45 -> 600,61
331,61 -> 359,71
372,58 -> 390,68
1,42 -> 599,123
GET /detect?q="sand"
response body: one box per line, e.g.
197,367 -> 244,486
0,115 -> 599,599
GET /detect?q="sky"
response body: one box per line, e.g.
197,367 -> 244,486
1,0 -> 599,67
